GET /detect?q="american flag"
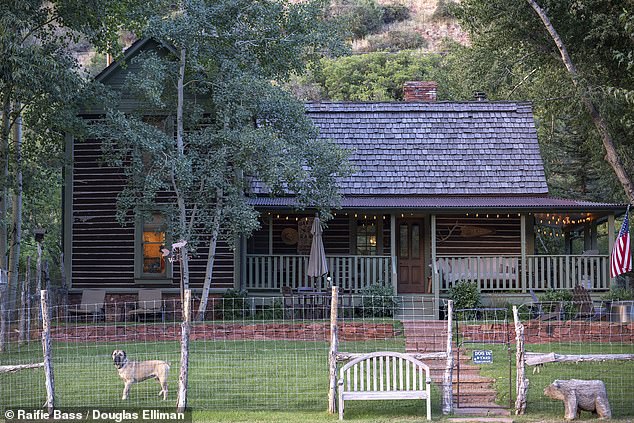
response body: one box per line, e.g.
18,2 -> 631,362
611,205 -> 632,278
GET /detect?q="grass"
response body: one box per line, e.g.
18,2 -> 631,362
1,321 -> 633,422
468,342 -> 634,418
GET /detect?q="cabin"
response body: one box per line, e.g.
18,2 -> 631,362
64,39 -> 626,310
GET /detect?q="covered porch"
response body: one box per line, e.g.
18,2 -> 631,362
240,198 -> 626,298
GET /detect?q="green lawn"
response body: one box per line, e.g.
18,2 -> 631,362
1,327 -> 633,421
469,342 -> 634,419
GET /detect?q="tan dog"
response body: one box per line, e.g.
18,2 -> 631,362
112,350 -> 170,400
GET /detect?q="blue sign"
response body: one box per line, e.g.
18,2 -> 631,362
472,350 -> 493,364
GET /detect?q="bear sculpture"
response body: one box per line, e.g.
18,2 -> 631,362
544,379 -> 611,420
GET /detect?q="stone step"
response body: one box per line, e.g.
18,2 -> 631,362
452,406 -> 512,417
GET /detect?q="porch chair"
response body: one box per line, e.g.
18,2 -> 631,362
282,286 -> 296,319
127,289 -> 165,322
571,285 -> 606,321
67,289 -> 106,322
529,289 -> 563,321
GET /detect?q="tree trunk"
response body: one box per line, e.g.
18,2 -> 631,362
195,193 -> 223,321
8,103 -> 23,309
513,306 -> 528,415
177,289 -> 191,413
0,98 -> 10,270
527,0 -> 634,204
18,256 -> 30,345
442,300 -> 454,415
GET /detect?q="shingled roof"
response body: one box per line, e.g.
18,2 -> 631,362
304,101 -> 548,196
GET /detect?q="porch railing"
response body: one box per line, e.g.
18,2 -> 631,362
525,255 -> 610,291
436,255 -> 610,292
245,254 -> 392,293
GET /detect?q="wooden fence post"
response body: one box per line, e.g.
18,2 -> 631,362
41,289 -> 55,414
513,306 -> 528,415
328,285 -> 339,414
0,269 -> 7,353
177,289 -> 191,413
18,257 -> 29,345
442,300 -> 454,414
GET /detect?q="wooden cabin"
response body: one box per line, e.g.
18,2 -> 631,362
64,39 -> 626,307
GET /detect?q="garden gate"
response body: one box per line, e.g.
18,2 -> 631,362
454,308 -> 513,411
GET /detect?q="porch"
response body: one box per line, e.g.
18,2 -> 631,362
244,253 -> 611,294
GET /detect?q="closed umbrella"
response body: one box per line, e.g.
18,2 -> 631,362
306,216 -> 328,282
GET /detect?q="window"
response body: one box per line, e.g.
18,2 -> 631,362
136,213 -> 171,281
356,219 -> 378,255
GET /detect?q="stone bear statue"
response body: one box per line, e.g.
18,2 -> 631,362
544,379 -> 611,420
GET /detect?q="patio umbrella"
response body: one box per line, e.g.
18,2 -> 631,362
306,216 -> 328,282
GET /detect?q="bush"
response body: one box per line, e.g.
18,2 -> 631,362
539,289 -> 576,319
358,283 -> 398,317
601,286 -> 634,301
432,0 -> 458,21
219,289 -> 250,320
448,281 -> 482,320
382,4 -> 410,25
360,30 -> 428,53
253,299 -> 284,320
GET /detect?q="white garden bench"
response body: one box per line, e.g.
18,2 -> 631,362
338,351 -> 432,420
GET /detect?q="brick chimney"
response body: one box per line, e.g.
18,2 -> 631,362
403,81 -> 437,102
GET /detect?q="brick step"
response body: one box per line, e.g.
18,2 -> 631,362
452,391 -> 498,404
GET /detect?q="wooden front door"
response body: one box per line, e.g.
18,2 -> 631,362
397,219 -> 426,294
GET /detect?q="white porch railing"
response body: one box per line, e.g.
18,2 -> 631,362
525,255 -> 610,291
436,256 -> 520,292
245,254 -> 392,293
436,255 -> 610,292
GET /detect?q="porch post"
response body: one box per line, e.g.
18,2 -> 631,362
608,213 -> 615,286
431,214 -> 439,319
390,213 -> 398,294
520,214 -> 527,293
583,224 -> 592,251
268,214 -> 273,255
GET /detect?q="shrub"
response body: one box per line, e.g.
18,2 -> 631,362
253,299 -> 284,320
382,4 -> 410,25
601,286 -> 634,301
432,0 -> 458,21
448,281 -> 482,320
539,289 -> 575,319
361,30 -> 428,53
219,289 -> 250,320
359,283 -> 398,317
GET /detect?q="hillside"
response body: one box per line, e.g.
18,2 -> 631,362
349,0 -> 469,53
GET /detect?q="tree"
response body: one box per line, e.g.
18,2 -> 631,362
293,50 -> 444,101
94,0 -> 351,321
450,0 -> 634,203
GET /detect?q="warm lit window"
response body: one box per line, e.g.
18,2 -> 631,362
356,220 -> 378,255
136,213 -> 170,280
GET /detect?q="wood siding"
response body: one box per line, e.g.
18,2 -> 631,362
435,215 -> 521,256
70,138 -> 234,289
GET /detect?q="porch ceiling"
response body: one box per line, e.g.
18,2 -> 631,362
249,196 -> 626,213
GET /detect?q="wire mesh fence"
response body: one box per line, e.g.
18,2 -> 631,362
1,289 -> 633,419
515,299 -> 634,418
0,292 -> 444,414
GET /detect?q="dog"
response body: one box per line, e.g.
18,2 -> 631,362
112,350 -> 170,400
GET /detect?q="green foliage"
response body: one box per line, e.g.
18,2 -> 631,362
304,51 -> 443,101
336,0 -> 385,39
432,0 -> 458,21
601,286 -> 634,301
218,289 -> 250,320
359,30 -> 427,53
253,299 -> 285,320
358,283 -> 398,317
447,281 -> 482,310
381,4 -> 411,25
449,0 -> 634,203
539,289 -> 576,319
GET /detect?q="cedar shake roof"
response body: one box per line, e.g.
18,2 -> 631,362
250,101 -> 548,197
303,101 -> 548,196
